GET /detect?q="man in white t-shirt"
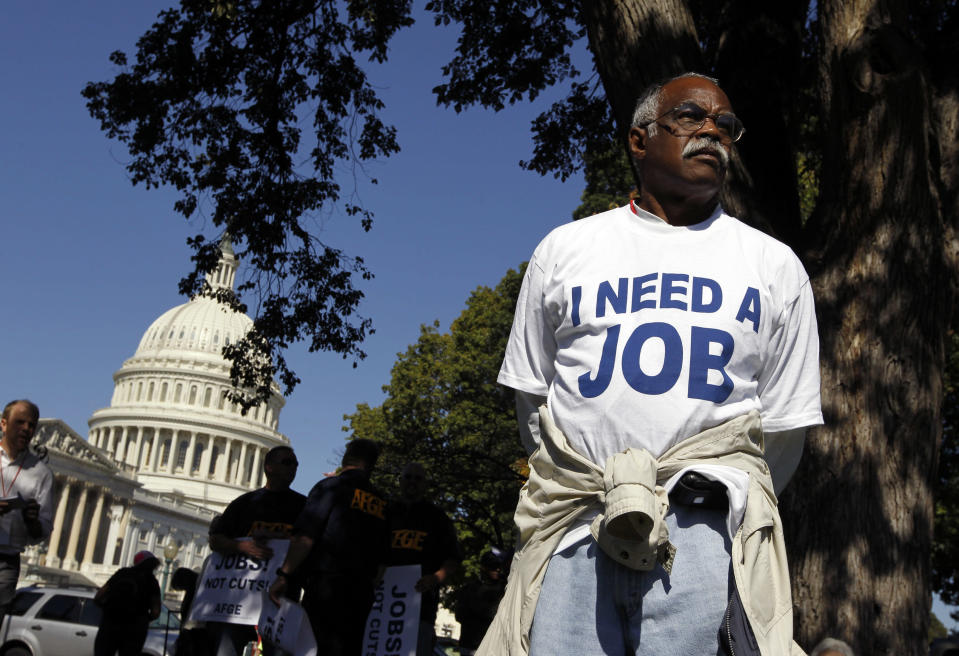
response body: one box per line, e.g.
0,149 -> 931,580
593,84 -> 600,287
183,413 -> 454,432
495,73 -> 822,655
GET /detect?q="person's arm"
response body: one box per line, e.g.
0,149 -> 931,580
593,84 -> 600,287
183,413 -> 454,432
22,500 -> 44,540
764,428 -> 807,495
515,391 -> 547,454
498,253 -> 558,447
755,269 -> 822,494
149,591 -> 161,620
148,577 -> 162,620
268,534 -> 314,605
416,558 -> 458,593
268,482 -> 332,604
208,498 -> 274,559
208,533 -> 274,560
93,581 -> 110,606
23,464 -> 54,541
417,511 -> 461,593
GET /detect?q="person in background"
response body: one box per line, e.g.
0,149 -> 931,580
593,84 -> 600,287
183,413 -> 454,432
208,445 -> 306,656
455,547 -> 510,656
170,567 -> 208,656
388,462 -> 460,656
94,549 -> 162,656
0,400 -> 53,621
269,439 -> 389,656
809,637 -> 855,656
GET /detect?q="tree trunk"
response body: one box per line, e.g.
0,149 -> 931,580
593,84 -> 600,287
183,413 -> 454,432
710,0 -> 810,246
932,83 -> 959,325
585,0 -> 953,653
781,1 -> 950,653
580,0 -> 703,139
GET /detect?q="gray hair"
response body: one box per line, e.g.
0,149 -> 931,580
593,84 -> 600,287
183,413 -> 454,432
810,637 -> 856,656
630,72 -> 720,137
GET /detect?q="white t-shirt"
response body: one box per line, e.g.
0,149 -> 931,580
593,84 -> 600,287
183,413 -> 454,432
499,202 -> 823,468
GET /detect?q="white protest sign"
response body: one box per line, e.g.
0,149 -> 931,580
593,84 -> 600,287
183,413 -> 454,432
188,539 -> 289,625
258,597 -> 317,656
363,565 -> 421,656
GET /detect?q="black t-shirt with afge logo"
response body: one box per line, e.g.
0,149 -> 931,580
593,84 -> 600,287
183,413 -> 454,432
294,468 -> 389,579
213,487 -> 307,539
388,499 -> 460,622
387,500 -> 459,573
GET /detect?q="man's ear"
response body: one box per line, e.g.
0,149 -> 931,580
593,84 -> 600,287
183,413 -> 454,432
628,126 -> 648,162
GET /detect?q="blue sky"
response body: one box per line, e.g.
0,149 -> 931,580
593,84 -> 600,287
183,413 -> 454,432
1,1 -> 584,483
3,1 -> 955,631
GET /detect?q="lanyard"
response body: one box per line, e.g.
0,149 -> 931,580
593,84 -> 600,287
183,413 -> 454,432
0,453 -> 24,498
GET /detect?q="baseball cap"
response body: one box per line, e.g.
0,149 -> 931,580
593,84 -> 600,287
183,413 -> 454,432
133,550 -> 159,567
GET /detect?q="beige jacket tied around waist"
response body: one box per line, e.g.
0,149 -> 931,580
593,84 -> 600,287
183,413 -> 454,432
476,408 -> 805,656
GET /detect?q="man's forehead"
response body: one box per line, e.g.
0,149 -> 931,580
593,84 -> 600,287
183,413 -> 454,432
659,77 -> 732,113
8,402 -> 38,420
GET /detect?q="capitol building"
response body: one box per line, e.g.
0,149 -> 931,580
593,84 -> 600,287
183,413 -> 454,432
21,242 -> 291,588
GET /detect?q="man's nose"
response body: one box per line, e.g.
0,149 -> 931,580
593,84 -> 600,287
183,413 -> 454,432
694,117 -> 723,140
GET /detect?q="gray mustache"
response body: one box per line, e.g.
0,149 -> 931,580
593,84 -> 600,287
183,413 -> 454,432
682,137 -> 729,168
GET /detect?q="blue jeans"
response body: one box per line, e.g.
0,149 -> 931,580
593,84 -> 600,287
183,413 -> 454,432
529,504 -> 731,656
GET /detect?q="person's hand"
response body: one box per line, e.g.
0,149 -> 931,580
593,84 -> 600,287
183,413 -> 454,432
237,539 -> 273,560
415,573 -> 440,593
22,500 -> 40,523
268,576 -> 287,606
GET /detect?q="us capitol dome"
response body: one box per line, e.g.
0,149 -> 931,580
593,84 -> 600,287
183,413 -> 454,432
86,240 -> 288,513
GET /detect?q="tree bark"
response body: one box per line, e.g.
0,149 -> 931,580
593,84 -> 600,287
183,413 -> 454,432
710,0 -> 810,246
580,0 -> 703,140
781,1 -> 950,653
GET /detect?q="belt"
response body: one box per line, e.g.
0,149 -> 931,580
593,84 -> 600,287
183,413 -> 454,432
669,472 -> 729,510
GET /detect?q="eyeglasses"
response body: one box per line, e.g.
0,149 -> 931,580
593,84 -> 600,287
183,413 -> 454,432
642,102 -> 745,143
280,458 -> 299,466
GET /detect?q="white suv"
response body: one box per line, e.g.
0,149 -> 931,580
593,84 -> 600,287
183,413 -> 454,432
0,585 -> 180,656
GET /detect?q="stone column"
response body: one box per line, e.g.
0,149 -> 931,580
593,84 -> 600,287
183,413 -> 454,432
250,446 -> 263,488
116,426 -> 129,463
119,513 -> 137,567
149,428 -> 161,472
82,489 -> 107,566
103,503 -> 125,567
131,427 -> 144,468
166,431 -> 178,474
45,477 -> 73,568
220,439 -> 234,483
235,442 -> 249,485
62,483 -> 90,570
199,435 -> 214,479
146,524 -> 158,554
184,432 -> 198,474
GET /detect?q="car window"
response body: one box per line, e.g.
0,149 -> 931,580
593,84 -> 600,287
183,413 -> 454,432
36,594 -> 83,623
78,598 -> 103,626
9,591 -> 42,617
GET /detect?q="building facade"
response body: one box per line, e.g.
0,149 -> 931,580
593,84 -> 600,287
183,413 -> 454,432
20,243 -> 289,588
